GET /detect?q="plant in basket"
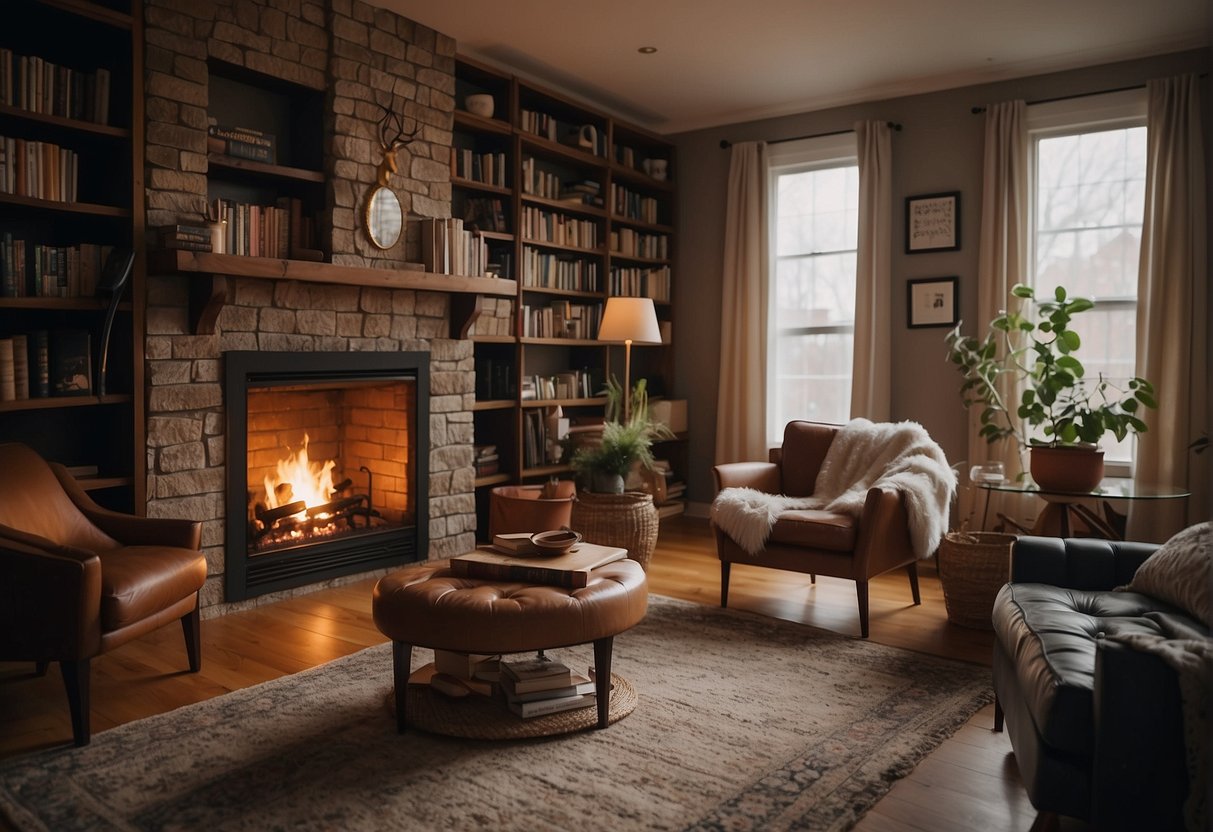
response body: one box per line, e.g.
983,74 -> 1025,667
568,377 -> 672,495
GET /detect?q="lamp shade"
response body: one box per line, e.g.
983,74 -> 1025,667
597,297 -> 662,344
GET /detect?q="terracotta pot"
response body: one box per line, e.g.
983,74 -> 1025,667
1029,445 -> 1104,493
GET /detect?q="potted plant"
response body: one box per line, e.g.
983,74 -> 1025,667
945,283 -> 1157,492
568,378 -> 671,494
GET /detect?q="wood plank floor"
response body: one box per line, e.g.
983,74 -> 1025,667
0,516 -> 1087,831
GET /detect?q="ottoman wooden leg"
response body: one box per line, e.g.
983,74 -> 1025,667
392,641 -> 412,733
593,636 -> 614,729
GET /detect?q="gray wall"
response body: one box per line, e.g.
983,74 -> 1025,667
672,49 -> 1208,508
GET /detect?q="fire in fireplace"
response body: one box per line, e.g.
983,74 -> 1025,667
225,351 -> 430,601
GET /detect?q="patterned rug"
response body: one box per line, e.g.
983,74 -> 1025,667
0,596 -> 993,831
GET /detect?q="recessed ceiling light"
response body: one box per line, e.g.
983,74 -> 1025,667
638,46 -> 658,54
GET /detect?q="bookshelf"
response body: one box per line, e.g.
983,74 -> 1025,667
455,56 -> 680,535
0,0 -> 144,511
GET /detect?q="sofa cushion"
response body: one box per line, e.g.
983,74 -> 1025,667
993,582 -> 1185,757
768,509 -> 857,552
1126,522 -> 1211,625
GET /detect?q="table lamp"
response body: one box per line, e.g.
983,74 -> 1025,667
597,297 -> 662,423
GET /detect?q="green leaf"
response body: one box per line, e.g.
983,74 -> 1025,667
1060,330 -> 1081,352
1068,297 -> 1094,313
1011,284 -> 1034,298
1054,286 -> 1066,302
1135,390 -> 1158,409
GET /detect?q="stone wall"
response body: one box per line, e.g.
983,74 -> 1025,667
141,0 -> 475,613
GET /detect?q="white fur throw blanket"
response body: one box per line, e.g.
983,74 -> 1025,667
711,418 -> 955,559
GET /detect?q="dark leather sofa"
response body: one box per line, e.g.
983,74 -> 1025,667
992,535 -> 1204,831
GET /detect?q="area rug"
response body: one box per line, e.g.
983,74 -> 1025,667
0,596 -> 993,831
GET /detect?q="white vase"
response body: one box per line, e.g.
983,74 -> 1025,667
591,472 -> 625,494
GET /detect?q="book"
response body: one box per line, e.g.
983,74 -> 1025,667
500,657 -> 573,693
491,532 -> 538,555
503,672 -> 593,703
0,338 -> 14,402
433,649 -> 500,681
449,542 -> 627,589
50,329 -> 91,396
507,691 -> 596,719
29,330 -> 48,397
11,334 -> 27,399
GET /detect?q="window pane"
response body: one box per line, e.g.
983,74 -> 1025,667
769,163 -> 858,445
1033,124 -> 1144,466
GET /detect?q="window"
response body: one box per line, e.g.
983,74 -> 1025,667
766,135 -> 859,447
1028,90 -> 1147,468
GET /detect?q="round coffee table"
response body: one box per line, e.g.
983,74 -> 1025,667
372,558 -> 648,733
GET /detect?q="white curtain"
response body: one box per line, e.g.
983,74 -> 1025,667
714,141 -> 769,464
964,100 -> 1036,531
1130,74 -> 1209,541
850,121 -> 892,421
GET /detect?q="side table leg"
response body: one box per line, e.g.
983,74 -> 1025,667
593,636 -> 614,729
392,641 -> 412,733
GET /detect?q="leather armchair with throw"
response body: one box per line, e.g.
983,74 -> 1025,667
0,442 -> 207,746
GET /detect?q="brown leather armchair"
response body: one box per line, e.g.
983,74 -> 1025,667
712,421 -> 920,638
0,442 -> 207,746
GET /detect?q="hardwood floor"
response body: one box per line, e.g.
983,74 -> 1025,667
0,516 -> 1084,831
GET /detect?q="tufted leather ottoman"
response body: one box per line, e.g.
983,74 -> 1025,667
373,558 -> 648,732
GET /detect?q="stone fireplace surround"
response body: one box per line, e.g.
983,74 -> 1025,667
141,0 -> 503,614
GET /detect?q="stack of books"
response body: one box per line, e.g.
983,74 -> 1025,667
500,657 -> 596,718
207,122 -> 277,164
156,223 -> 212,253
474,444 -> 499,477
449,541 -> 626,588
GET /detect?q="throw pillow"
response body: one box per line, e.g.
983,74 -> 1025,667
1127,522 -> 1212,624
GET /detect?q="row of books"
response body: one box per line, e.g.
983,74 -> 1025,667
450,148 -> 507,188
611,184 -> 660,225
0,136 -> 79,203
419,217 -> 490,277
0,331 -> 91,401
609,228 -> 670,260
521,207 -> 598,250
475,358 -> 516,401
521,407 -> 565,468
520,300 -> 602,340
461,197 -> 508,233
207,199 -> 291,259
1,235 -> 112,298
474,444 -> 499,477
608,266 -> 672,303
520,162 -> 604,208
521,370 -> 598,401
521,249 -> 600,292
0,50 -> 111,125
206,122 -> 277,164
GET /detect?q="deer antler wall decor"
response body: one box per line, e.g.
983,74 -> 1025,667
375,103 -> 420,186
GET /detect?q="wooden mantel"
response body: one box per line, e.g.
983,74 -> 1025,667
147,250 -> 518,338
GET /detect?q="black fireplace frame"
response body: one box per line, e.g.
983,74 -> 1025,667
224,350 -> 429,601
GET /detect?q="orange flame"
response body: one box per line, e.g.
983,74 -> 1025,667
263,434 -> 336,512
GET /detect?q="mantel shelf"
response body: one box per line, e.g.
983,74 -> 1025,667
148,249 -> 518,337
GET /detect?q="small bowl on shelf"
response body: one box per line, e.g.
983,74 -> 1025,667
464,94 -> 495,118
530,529 -> 582,557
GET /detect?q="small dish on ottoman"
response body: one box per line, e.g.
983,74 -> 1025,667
530,529 -> 582,556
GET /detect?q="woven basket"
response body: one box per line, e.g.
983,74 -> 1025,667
937,531 -> 1016,630
569,491 -> 659,571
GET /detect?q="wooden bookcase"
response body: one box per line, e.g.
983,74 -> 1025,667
0,0 -> 145,511
455,56 -> 680,534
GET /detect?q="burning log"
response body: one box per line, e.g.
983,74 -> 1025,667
256,500 -> 307,526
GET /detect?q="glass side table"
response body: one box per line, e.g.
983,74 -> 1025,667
977,479 -> 1191,538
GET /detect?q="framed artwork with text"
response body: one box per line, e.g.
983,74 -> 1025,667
905,191 -> 960,253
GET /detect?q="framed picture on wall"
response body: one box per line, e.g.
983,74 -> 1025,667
905,191 -> 960,253
907,276 -> 958,328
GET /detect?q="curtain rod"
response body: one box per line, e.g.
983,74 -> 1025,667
719,121 -> 902,150
969,73 -> 1207,114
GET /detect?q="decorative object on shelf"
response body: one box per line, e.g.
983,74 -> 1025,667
946,283 -> 1157,492
642,158 -> 668,181
364,104 -> 418,250
905,191 -> 960,253
597,297 -> 661,423
464,94 -> 494,118
907,276 -> 958,328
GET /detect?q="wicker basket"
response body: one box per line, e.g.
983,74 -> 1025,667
937,531 -> 1016,630
569,491 -> 659,571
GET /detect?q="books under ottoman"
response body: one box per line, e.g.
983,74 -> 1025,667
372,553 -> 648,733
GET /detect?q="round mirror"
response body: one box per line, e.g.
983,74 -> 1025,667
364,186 -> 402,250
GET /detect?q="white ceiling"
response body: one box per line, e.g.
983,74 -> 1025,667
370,0 -> 1207,135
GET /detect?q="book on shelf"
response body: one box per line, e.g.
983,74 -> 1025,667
656,501 -> 686,519
49,330 -> 91,397
507,691 -> 596,719
11,334 -> 28,400
207,122 -> 277,164
0,338 -> 15,402
449,542 -> 628,589
29,330 -> 48,397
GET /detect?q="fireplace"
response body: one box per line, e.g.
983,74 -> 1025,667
224,351 -> 429,601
